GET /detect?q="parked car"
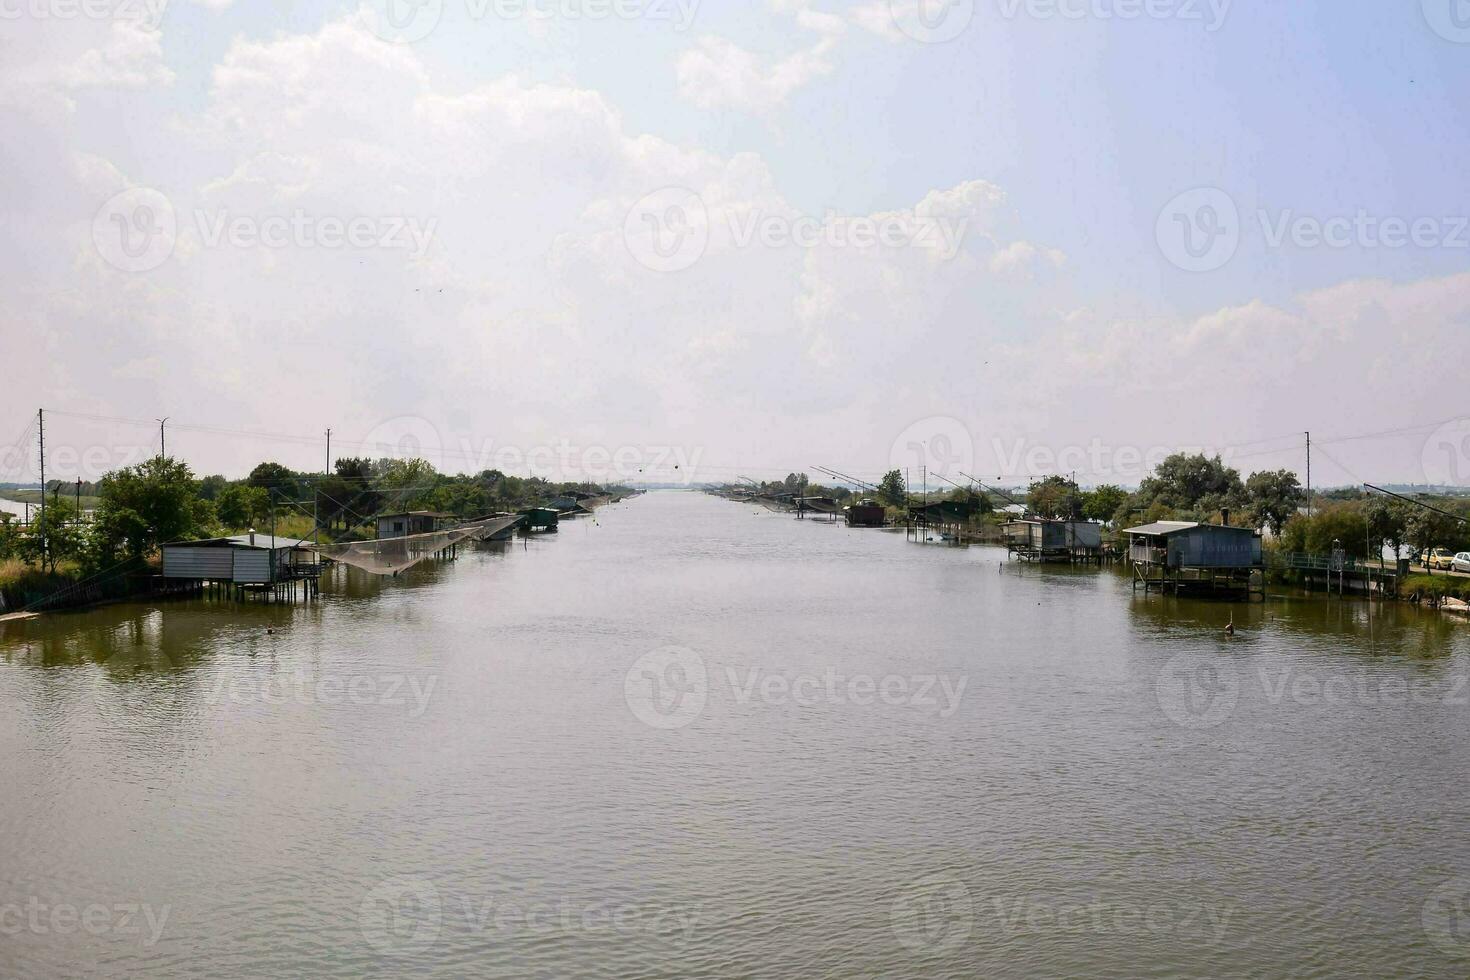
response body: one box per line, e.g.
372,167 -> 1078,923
1453,552 -> 1470,574
1421,547 -> 1458,570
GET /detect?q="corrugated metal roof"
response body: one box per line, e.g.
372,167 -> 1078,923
1123,521 -> 1255,536
226,534 -> 313,550
164,534 -> 313,550
1121,521 -> 1201,536
1004,518 -> 1101,526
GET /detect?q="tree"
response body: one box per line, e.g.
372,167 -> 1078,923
374,458 -> 439,511
330,457 -> 380,529
427,480 -> 488,518
247,462 -> 302,499
1405,507 -> 1457,574
1364,497 -> 1408,560
91,457 -> 213,564
1027,476 -> 1079,519
945,487 -> 991,512
18,500 -> 84,572
1137,453 -> 1245,512
1082,485 -> 1128,524
1276,504 -> 1369,559
810,484 -> 853,502
198,474 -> 228,501
1245,469 -> 1303,536
1306,502 -> 1370,559
0,514 -> 18,561
215,484 -> 270,530
877,469 -> 907,507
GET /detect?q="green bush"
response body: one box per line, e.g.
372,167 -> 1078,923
1402,574 -> 1470,604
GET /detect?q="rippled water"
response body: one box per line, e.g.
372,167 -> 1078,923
3,490 -> 1470,977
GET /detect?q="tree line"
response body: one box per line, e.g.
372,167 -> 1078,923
0,455 -> 624,577
763,453 -> 1469,561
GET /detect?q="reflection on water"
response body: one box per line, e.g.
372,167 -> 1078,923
2,492 -> 1469,978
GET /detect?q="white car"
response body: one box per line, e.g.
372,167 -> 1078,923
1454,552 -> 1470,574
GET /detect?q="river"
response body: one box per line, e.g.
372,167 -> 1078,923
2,490 -> 1468,977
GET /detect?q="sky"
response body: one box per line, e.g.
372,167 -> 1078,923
3,0 -> 1470,490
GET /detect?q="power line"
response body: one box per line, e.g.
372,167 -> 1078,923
1364,484 -> 1470,526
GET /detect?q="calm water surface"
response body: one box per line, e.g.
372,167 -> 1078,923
3,491 -> 1470,977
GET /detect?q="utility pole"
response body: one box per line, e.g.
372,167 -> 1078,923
157,417 -> 169,459
37,408 -> 45,570
325,428 -> 332,475
75,478 -> 81,524
1305,431 -> 1312,519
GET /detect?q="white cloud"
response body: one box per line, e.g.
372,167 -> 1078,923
3,12 -> 1466,486
0,15 -> 172,114
990,240 -> 1066,277
795,7 -> 848,35
675,34 -> 838,113
849,0 -> 902,39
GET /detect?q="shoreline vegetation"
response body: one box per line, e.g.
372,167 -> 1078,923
726,458 -> 1470,608
0,457 -> 632,614
5,451 -> 1470,616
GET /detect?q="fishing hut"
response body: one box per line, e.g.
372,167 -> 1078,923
519,506 -> 560,532
844,500 -> 886,527
376,511 -> 455,539
907,499 -> 984,544
469,512 -> 524,541
1124,519 -> 1264,599
795,496 -> 840,521
548,491 -> 610,514
161,533 -> 323,601
756,492 -> 798,513
1003,518 -> 1104,563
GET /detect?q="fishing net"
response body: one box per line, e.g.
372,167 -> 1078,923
313,514 -> 520,576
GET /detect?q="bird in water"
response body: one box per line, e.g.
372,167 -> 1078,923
1224,614 -> 1235,636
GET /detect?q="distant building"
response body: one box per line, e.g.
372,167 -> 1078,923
1003,518 -> 1103,562
376,511 -> 455,539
